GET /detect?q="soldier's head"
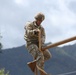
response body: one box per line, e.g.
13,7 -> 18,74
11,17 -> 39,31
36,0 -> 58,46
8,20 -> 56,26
34,12 -> 45,25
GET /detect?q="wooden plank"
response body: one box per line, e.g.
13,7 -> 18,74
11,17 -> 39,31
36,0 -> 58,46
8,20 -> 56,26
42,36 -> 76,51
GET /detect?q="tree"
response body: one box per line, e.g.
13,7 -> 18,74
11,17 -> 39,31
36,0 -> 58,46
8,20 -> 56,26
0,68 -> 9,75
0,43 -> 2,53
0,33 -> 3,53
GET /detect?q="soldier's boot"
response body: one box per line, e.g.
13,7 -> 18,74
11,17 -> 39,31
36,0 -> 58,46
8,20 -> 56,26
46,74 -> 52,75
27,56 -> 41,73
36,65 -> 47,75
40,71 -> 47,75
27,60 -> 37,72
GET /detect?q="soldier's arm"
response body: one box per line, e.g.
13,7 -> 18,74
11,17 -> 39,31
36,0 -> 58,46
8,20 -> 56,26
25,22 -> 37,37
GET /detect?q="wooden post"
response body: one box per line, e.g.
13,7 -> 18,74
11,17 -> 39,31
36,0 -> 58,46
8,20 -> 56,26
38,30 -> 42,52
37,30 -> 47,75
34,29 -> 42,75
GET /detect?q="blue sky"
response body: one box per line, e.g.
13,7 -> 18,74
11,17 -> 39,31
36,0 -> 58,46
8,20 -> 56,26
0,0 -> 76,49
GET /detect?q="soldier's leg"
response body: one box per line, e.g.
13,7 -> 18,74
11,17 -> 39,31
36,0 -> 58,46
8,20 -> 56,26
43,49 -> 52,61
27,44 -> 45,70
36,50 -> 44,70
27,44 -> 37,59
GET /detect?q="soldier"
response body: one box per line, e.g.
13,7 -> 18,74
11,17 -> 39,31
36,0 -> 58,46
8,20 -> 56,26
24,12 -> 52,75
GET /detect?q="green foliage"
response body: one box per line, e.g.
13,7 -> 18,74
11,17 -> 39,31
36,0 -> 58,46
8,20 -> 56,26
0,43 -> 2,53
0,68 -> 9,75
0,43 -> 2,49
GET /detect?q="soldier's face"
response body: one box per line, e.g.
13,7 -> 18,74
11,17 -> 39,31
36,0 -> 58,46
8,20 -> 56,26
36,20 -> 42,26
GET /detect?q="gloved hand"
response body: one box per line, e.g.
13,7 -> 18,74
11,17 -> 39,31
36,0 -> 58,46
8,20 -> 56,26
33,29 -> 39,35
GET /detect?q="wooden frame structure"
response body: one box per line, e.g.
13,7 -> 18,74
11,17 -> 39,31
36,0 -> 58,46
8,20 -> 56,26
27,30 -> 76,75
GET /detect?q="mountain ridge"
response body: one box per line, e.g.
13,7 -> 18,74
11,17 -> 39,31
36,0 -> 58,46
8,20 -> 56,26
0,43 -> 76,75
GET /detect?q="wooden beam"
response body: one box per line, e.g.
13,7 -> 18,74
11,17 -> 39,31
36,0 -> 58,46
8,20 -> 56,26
42,36 -> 76,51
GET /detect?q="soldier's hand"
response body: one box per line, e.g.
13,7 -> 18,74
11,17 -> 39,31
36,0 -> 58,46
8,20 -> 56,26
34,29 -> 39,35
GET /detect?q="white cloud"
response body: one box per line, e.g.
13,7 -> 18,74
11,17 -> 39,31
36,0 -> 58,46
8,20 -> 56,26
14,0 -> 30,7
0,0 -> 76,49
43,0 -> 76,44
48,0 -> 76,26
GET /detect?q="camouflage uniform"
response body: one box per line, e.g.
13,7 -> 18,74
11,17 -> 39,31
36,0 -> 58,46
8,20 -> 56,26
24,13 -> 52,70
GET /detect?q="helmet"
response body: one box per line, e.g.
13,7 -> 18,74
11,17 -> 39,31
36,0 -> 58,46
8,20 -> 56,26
34,12 -> 45,21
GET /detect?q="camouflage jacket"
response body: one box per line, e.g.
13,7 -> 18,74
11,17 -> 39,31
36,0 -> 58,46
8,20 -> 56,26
24,21 -> 45,44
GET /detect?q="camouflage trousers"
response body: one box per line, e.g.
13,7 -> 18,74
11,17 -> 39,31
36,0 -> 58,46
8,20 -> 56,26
27,44 -> 52,70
